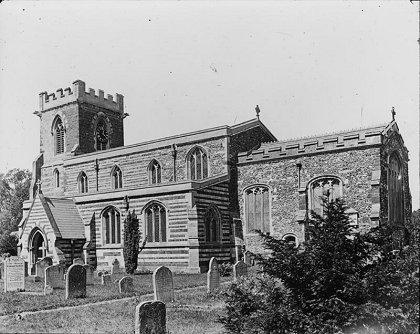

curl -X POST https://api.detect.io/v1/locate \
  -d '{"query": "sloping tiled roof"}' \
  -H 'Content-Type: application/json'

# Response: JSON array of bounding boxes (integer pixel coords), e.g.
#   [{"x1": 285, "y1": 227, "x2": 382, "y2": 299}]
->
[{"x1": 41, "y1": 196, "x2": 85, "y2": 239}]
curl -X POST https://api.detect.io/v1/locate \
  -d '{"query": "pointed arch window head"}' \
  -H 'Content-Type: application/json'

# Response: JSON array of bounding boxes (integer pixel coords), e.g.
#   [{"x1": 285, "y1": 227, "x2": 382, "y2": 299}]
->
[
  {"x1": 144, "y1": 203, "x2": 167, "y2": 243},
  {"x1": 102, "y1": 207, "x2": 121, "y2": 244},
  {"x1": 388, "y1": 153, "x2": 404, "y2": 226},
  {"x1": 244, "y1": 185, "x2": 270, "y2": 234},
  {"x1": 95, "y1": 119, "x2": 109, "y2": 151},
  {"x1": 53, "y1": 169, "x2": 60, "y2": 188},
  {"x1": 54, "y1": 117, "x2": 65, "y2": 155},
  {"x1": 111, "y1": 166, "x2": 123, "y2": 189},
  {"x1": 78, "y1": 171, "x2": 88, "y2": 193},
  {"x1": 204, "y1": 205, "x2": 222, "y2": 243},
  {"x1": 188, "y1": 147, "x2": 208, "y2": 181},
  {"x1": 149, "y1": 160, "x2": 162, "y2": 184},
  {"x1": 309, "y1": 176, "x2": 342, "y2": 216}
]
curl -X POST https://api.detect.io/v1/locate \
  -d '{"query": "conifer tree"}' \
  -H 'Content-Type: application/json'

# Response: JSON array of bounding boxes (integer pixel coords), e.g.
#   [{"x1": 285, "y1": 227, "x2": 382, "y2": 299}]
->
[{"x1": 123, "y1": 210, "x2": 140, "y2": 274}]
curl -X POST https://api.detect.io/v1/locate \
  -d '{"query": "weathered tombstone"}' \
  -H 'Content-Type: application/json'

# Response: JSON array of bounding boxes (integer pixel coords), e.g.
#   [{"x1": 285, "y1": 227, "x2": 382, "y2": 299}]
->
[
  {"x1": 119, "y1": 276, "x2": 134, "y2": 293},
  {"x1": 45, "y1": 264, "x2": 65, "y2": 289},
  {"x1": 44, "y1": 284, "x2": 53, "y2": 295},
  {"x1": 83, "y1": 264, "x2": 94, "y2": 285},
  {"x1": 73, "y1": 258, "x2": 84, "y2": 265},
  {"x1": 101, "y1": 274, "x2": 112, "y2": 285},
  {"x1": 244, "y1": 251, "x2": 252, "y2": 266},
  {"x1": 3, "y1": 257, "x2": 25, "y2": 292},
  {"x1": 153, "y1": 266, "x2": 174, "y2": 303},
  {"x1": 135, "y1": 301, "x2": 166, "y2": 334},
  {"x1": 65, "y1": 264, "x2": 86, "y2": 299},
  {"x1": 207, "y1": 257, "x2": 220, "y2": 293},
  {"x1": 35, "y1": 257, "x2": 53, "y2": 280},
  {"x1": 233, "y1": 260, "x2": 248, "y2": 282},
  {"x1": 111, "y1": 258, "x2": 120, "y2": 275}
]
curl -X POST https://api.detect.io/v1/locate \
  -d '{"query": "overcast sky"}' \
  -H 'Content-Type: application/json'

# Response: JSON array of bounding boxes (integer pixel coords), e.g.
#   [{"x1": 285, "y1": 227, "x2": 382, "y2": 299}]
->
[{"x1": 0, "y1": 1, "x2": 418, "y2": 208}]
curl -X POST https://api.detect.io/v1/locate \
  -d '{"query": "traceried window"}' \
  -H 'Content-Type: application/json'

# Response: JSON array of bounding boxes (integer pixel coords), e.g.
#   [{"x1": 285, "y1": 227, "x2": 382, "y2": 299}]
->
[
  {"x1": 111, "y1": 166, "x2": 123, "y2": 189},
  {"x1": 95, "y1": 119, "x2": 109, "y2": 151},
  {"x1": 388, "y1": 153, "x2": 404, "y2": 225},
  {"x1": 54, "y1": 117, "x2": 65, "y2": 154},
  {"x1": 244, "y1": 186, "x2": 270, "y2": 234},
  {"x1": 310, "y1": 177, "x2": 341, "y2": 216},
  {"x1": 78, "y1": 171, "x2": 88, "y2": 193},
  {"x1": 204, "y1": 205, "x2": 221, "y2": 243},
  {"x1": 148, "y1": 160, "x2": 162, "y2": 184},
  {"x1": 102, "y1": 207, "x2": 121, "y2": 244},
  {"x1": 145, "y1": 203, "x2": 167, "y2": 243},
  {"x1": 53, "y1": 169, "x2": 60, "y2": 188},
  {"x1": 188, "y1": 147, "x2": 208, "y2": 180}
]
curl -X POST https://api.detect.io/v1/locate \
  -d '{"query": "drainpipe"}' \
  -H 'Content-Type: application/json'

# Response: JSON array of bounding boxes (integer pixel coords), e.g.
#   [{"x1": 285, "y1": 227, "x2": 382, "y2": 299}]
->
[{"x1": 171, "y1": 144, "x2": 177, "y2": 182}]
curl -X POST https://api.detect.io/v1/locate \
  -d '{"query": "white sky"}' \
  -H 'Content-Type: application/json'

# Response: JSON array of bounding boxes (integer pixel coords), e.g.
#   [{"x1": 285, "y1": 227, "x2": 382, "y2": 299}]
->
[{"x1": 0, "y1": 1, "x2": 418, "y2": 209}]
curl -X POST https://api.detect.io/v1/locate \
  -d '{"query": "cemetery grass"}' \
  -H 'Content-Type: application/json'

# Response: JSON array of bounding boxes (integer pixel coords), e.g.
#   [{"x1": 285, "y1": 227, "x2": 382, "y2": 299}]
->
[{"x1": 0, "y1": 272, "x2": 231, "y2": 316}]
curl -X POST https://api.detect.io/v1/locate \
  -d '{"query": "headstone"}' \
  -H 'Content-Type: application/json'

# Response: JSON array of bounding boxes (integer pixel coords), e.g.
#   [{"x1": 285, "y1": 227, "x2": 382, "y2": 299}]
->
[
  {"x1": 102, "y1": 274, "x2": 112, "y2": 285},
  {"x1": 35, "y1": 257, "x2": 53, "y2": 280},
  {"x1": 3, "y1": 257, "x2": 25, "y2": 292},
  {"x1": 111, "y1": 258, "x2": 120, "y2": 275},
  {"x1": 244, "y1": 251, "x2": 252, "y2": 265},
  {"x1": 45, "y1": 264, "x2": 65, "y2": 289},
  {"x1": 65, "y1": 264, "x2": 86, "y2": 299},
  {"x1": 233, "y1": 260, "x2": 248, "y2": 282},
  {"x1": 207, "y1": 257, "x2": 220, "y2": 293},
  {"x1": 83, "y1": 264, "x2": 94, "y2": 285},
  {"x1": 44, "y1": 284, "x2": 53, "y2": 295},
  {"x1": 153, "y1": 266, "x2": 174, "y2": 303},
  {"x1": 135, "y1": 301, "x2": 166, "y2": 334},
  {"x1": 119, "y1": 276, "x2": 134, "y2": 293},
  {"x1": 73, "y1": 258, "x2": 84, "y2": 265}
]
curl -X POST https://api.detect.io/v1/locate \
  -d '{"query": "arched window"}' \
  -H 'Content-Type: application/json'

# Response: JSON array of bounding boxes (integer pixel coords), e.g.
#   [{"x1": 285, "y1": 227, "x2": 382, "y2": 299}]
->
[
  {"x1": 78, "y1": 171, "x2": 88, "y2": 193},
  {"x1": 188, "y1": 147, "x2": 208, "y2": 180},
  {"x1": 148, "y1": 160, "x2": 162, "y2": 184},
  {"x1": 204, "y1": 205, "x2": 222, "y2": 243},
  {"x1": 309, "y1": 176, "x2": 342, "y2": 216},
  {"x1": 283, "y1": 234, "x2": 298, "y2": 247},
  {"x1": 102, "y1": 207, "x2": 121, "y2": 244},
  {"x1": 144, "y1": 202, "x2": 167, "y2": 243},
  {"x1": 53, "y1": 169, "x2": 60, "y2": 188},
  {"x1": 54, "y1": 117, "x2": 65, "y2": 154},
  {"x1": 244, "y1": 185, "x2": 270, "y2": 234},
  {"x1": 111, "y1": 166, "x2": 123, "y2": 189},
  {"x1": 95, "y1": 119, "x2": 109, "y2": 151},
  {"x1": 388, "y1": 153, "x2": 404, "y2": 225}
]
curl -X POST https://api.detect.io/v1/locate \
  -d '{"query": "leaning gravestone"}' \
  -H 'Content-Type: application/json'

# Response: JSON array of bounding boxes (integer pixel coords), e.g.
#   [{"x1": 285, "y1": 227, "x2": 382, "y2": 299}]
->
[
  {"x1": 73, "y1": 258, "x2": 84, "y2": 265},
  {"x1": 102, "y1": 274, "x2": 112, "y2": 285},
  {"x1": 153, "y1": 266, "x2": 174, "y2": 303},
  {"x1": 83, "y1": 264, "x2": 94, "y2": 285},
  {"x1": 135, "y1": 301, "x2": 166, "y2": 334},
  {"x1": 45, "y1": 264, "x2": 65, "y2": 289},
  {"x1": 65, "y1": 264, "x2": 86, "y2": 299},
  {"x1": 35, "y1": 257, "x2": 53, "y2": 280},
  {"x1": 119, "y1": 276, "x2": 134, "y2": 293},
  {"x1": 207, "y1": 257, "x2": 220, "y2": 293},
  {"x1": 111, "y1": 259, "x2": 120, "y2": 275},
  {"x1": 233, "y1": 260, "x2": 248, "y2": 282},
  {"x1": 3, "y1": 257, "x2": 25, "y2": 292}
]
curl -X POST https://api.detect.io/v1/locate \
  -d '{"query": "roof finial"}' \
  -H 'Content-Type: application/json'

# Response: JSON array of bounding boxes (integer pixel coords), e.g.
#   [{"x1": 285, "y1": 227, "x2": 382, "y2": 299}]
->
[
  {"x1": 391, "y1": 107, "x2": 396, "y2": 121},
  {"x1": 255, "y1": 105, "x2": 261, "y2": 120}
]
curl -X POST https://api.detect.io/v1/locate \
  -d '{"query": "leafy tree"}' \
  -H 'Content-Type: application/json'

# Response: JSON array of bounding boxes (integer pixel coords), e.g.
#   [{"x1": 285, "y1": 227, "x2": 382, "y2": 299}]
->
[{"x1": 123, "y1": 210, "x2": 147, "y2": 274}]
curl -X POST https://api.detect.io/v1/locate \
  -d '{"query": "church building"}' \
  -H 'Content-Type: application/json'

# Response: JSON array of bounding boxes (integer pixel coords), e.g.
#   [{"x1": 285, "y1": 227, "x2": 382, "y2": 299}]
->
[{"x1": 17, "y1": 80, "x2": 411, "y2": 273}]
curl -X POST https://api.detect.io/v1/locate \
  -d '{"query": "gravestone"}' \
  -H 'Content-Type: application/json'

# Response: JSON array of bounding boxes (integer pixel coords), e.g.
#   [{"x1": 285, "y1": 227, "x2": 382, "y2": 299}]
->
[
  {"x1": 244, "y1": 251, "x2": 252, "y2": 265},
  {"x1": 111, "y1": 259, "x2": 120, "y2": 275},
  {"x1": 233, "y1": 260, "x2": 248, "y2": 282},
  {"x1": 207, "y1": 257, "x2": 220, "y2": 293},
  {"x1": 45, "y1": 264, "x2": 65, "y2": 289},
  {"x1": 35, "y1": 257, "x2": 53, "y2": 280},
  {"x1": 83, "y1": 264, "x2": 94, "y2": 285},
  {"x1": 44, "y1": 284, "x2": 53, "y2": 295},
  {"x1": 135, "y1": 301, "x2": 166, "y2": 334},
  {"x1": 119, "y1": 276, "x2": 134, "y2": 293},
  {"x1": 153, "y1": 266, "x2": 174, "y2": 303},
  {"x1": 3, "y1": 257, "x2": 25, "y2": 292},
  {"x1": 65, "y1": 264, "x2": 86, "y2": 299},
  {"x1": 102, "y1": 274, "x2": 112, "y2": 285},
  {"x1": 73, "y1": 258, "x2": 84, "y2": 265}
]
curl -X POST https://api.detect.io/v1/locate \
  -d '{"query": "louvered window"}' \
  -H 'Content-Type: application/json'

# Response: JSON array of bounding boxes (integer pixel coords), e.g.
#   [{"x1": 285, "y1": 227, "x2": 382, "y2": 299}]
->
[
  {"x1": 145, "y1": 203, "x2": 167, "y2": 242},
  {"x1": 78, "y1": 172, "x2": 88, "y2": 193},
  {"x1": 103, "y1": 207, "x2": 121, "y2": 244},
  {"x1": 54, "y1": 118, "x2": 65, "y2": 155},
  {"x1": 149, "y1": 160, "x2": 162, "y2": 184},
  {"x1": 189, "y1": 147, "x2": 208, "y2": 180},
  {"x1": 310, "y1": 177, "x2": 341, "y2": 216},
  {"x1": 112, "y1": 166, "x2": 123, "y2": 189},
  {"x1": 244, "y1": 186, "x2": 270, "y2": 233}
]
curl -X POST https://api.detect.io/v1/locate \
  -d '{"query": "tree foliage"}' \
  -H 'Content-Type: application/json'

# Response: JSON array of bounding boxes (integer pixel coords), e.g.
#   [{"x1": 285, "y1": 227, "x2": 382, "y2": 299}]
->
[
  {"x1": 220, "y1": 199, "x2": 419, "y2": 334},
  {"x1": 123, "y1": 210, "x2": 144, "y2": 274}
]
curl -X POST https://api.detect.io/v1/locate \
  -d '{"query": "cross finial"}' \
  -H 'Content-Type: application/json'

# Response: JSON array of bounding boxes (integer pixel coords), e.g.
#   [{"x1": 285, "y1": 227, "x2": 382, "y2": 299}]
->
[
  {"x1": 391, "y1": 107, "x2": 396, "y2": 121},
  {"x1": 36, "y1": 179, "x2": 42, "y2": 194},
  {"x1": 255, "y1": 105, "x2": 261, "y2": 120}
]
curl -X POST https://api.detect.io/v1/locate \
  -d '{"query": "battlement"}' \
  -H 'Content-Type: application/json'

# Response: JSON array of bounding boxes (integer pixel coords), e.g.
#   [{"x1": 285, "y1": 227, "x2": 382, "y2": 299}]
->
[{"x1": 38, "y1": 80, "x2": 124, "y2": 113}]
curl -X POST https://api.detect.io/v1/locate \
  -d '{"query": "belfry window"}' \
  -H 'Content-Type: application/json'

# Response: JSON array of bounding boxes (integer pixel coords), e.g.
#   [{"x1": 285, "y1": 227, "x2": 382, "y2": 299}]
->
[
  {"x1": 111, "y1": 166, "x2": 123, "y2": 189},
  {"x1": 54, "y1": 118, "x2": 65, "y2": 155},
  {"x1": 148, "y1": 160, "x2": 162, "y2": 184},
  {"x1": 188, "y1": 147, "x2": 208, "y2": 180},
  {"x1": 204, "y1": 205, "x2": 221, "y2": 243},
  {"x1": 388, "y1": 153, "x2": 404, "y2": 225},
  {"x1": 78, "y1": 172, "x2": 88, "y2": 193},
  {"x1": 310, "y1": 177, "x2": 342, "y2": 216},
  {"x1": 244, "y1": 186, "x2": 270, "y2": 234},
  {"x1": 145, "y1": 203, "x2": 167, "y2": 243},
  {"x1": 102, "y1": 207, "x2": 121, "y2": 244},
  {"x1": 95, "y1": 119, "x2": 109, "y2": 151}
]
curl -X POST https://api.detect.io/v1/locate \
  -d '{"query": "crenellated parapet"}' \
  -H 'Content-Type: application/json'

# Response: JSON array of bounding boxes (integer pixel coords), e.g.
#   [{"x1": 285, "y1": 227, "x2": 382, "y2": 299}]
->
[
  {"x1": 38, "y1": 80, "x2": 124, "y2": 113},
  {"x1": 238, "y1": 123, "x2": 391, "y2": 164}
]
